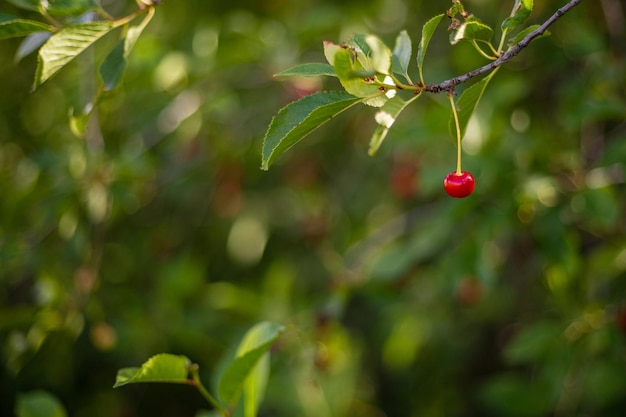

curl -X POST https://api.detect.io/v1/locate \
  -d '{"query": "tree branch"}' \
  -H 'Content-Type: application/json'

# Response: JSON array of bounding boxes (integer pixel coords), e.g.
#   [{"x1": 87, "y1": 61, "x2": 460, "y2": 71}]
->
[{"x1": 424, "y1": 0, "x2": 584, "y2": 93}]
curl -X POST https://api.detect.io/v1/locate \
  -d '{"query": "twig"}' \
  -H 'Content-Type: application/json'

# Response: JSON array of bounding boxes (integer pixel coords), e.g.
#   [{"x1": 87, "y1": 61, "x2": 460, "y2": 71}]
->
[{"x1": 424, "y1": 0, "x2": 584, "y2": 93}]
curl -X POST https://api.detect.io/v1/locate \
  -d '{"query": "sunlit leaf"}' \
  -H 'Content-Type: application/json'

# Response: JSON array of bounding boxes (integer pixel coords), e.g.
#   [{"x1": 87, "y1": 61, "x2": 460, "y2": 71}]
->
[
  {"x1": 218, "y1": 322, "x2": 285, "y2": 410},
  {"x1": 450, "y1": 21, "x2": 494, "y2": 45},
  {"x1": 113, "y1": 353, "x2": 191, "y2": 387},
  {"x1": 333, "y1": 47, "x2": 386, "y2": 107},
  {"x1": 33, "y1": 22, "x2": 114, "y2": 90},
  {"x1": 323, "y1": 40, "x2": 342, "y2": 66},
  {"x1": 392, "y1": 30, "x2": 412, "y2": 82},
  {"x1": 365, "y1": 34, "x2": 392, "y2": 75},
  {"x1": 0, "y1": 17, "x2": 53, "y2": 40},
  {"x1": 417, "y1": 14, "x2": 444, "y2": 82},
  {"x1": 502, "y1": 0, "x2": 533, "y2": 31},
  {"x1": 274, "y1": 63, "x2": 336, "y2": 78},
  {"x1": 261, "y1": 91, "x2": 363, "y2": 170}
]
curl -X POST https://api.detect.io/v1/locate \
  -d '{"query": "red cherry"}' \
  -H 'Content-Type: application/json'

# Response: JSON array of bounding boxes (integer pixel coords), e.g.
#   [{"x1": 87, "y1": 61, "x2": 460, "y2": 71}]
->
[{"x1": 444, "y1": 171, "x2": 475, "y2": 198}]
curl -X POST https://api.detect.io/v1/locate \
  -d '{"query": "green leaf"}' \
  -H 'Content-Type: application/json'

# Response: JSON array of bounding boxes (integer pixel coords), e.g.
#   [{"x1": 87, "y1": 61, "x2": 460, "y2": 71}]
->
[
  {"x1": 448, "y1": 75, "x2": 492, "y2": 140},
  {"x1": 99, "y1": 8, "x2": 155, "y2": 91},
  {"x1": 369, "y1": 96, "x2": 413, "y2": 156},
  {"x1": 44, "y1": 0, "x2": 98, "y2": 16},
  {"x1": 261, "y1": 91, "x2": 362, "y2": 170},
  {"x1": 323, "y1": 40, "x2": 342, "y2": 66},
  {"x1": 502, "y1": 0, "x2": 533, "y2": 31},
  {"x1": 392, "y1": 30, "x2": 412, "y2": 81},
  {"x1": 365, "y1": 34, "x2": 392, "y2": 75},
  {"x1": 5, "y1": 0, "x2": 38, "y2": 11},
  {"x1": 333, "y1": 47, "x2": 386, "y2": 107},
  {"x1": 507, "y1": 24, "x2": 548, "y2": 48},
  {"x1": 113, "y1": 353, "x2": 191, "y2": 388},
  {"x1": 16, "y1": 390, "x2": 67, "y2": 417},
  {"x1": 100, "y1": 40, "x2": 126, "y2": 91},
  {"x1": 0, "y1": 18, "x2": 53, "y2": 40},
  {"x1": 218, "y1": 322, "x2": 285, "y2": 409},
  {"x1": 33, "y1": 22, "x2": 114, "y2": 90},
  {"x1": 450, "y1": 21, "x2": 494, "y2": 45},
  {"x1": 15, "y1": 32, "x2": 52, "y2": 61},
  {"x1": 417, "y1": 14, "x2": 444, "y2": 82},
  {"x1": 274, "y1": 63, "x2": 336, "y2": 78}
]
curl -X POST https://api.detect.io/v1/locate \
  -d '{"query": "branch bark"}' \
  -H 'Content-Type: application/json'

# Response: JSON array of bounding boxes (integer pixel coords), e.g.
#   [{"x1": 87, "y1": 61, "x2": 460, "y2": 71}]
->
[{"x1": 424, "y1": 0, "x2": 584, "y2": 93}]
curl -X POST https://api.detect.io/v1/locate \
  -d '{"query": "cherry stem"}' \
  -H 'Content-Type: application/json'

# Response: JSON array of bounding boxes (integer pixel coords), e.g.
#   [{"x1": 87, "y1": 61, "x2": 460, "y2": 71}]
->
[{"x1": 448, "y1": 93, "x2": 462, "y2": 175}]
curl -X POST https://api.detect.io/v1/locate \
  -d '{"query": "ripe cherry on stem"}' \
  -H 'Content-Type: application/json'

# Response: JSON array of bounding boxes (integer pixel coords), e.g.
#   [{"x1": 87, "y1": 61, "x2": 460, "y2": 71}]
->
[{"x1": 444, "y1": 93, "x2": 475, "y2": 198}]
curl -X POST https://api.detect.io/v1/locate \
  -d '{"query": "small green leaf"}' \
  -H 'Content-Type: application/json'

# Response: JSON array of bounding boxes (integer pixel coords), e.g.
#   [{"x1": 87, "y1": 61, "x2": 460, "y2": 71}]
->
[
  {"x1": 99, "y1": 8, "x2": 154, "y2": 91},
  {"x1": 323, "y1": 41, "x2": 342, "y2": 66},
  {"x1": 113, "y1": 353, "x2": 191, "y2": 388},
  {"x1": 333, "y1": 47, "x2": 386, "y2": 107},
  {"x1": 218, "y1": 322, "x2": 285, "y2": 409},
  {"x1": 100, "y1": 40, "x2": 126, "y2": 91},
  {"x1": 365, "y1": 34, "x2": 392, "y2": 75},
  {"x1": 16, "y1": 390, "x2": 67, "y2": 417},
  {"x1": 274, "y1": 63, "x2": 336, "y2": 78},
  {"x1": 448, "y1": 75, "x2": 492, "y2": 140},
  {"x1": 450, "y1": 21, "x2": 494, "y2": 45},
  {"x1": 0, "y1": 18, "x2": 53, "y2": 40},
  {"x1": 507, "y1": 24, "x2": 548, "y2": 48},
  {"x1": 369, "y1": 96, "x2": 413, "y2": 155},
  {"x1": 502, "y1": 0, "x2": 533, "y2": 31},
  {"x1": 417, "y1": 14, "x2": 444, "y2": 82},
  {"x1": 392, "y1": 30, "x2": 412, "y2": 82},
  {"x1": 261, "y1": 91, "x2": 363, "y2": 170},
  {"x1": 347, "y1": 33, "x2": 371, "y2": 57},
  {"x1": 34, "y1": 22, "x2": 114, "y2": 90}
]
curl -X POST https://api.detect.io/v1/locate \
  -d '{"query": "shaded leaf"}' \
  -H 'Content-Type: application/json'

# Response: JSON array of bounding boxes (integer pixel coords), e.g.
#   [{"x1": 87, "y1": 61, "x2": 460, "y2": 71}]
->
[
  {"x1": 33, "y1": 22, "x2": 114, "y2": 90},
  {"x1": 44, "y1": 0, "x2": 98, "y2": 16},
  {"x1": 261, "y1": 91, "x2": 362, "y2": 170},
  {"x1": 417, "y1": 14, "x2": 444, "y2": 81},
  {"x1": 502, "y1": 0, "x2": 533, "y2": 31},
  {"x1": 369, "y1": 95, "x2": 414, "y2": 155},
  {"x1": 507, "y1": 24, "x2": 549, "y2": 48},
  {"x1": 274, "y1": 63, "x2": 336, "y2": 78},
  {"x1": 16, "y1": 391, "x2": 67, "y2": 417},
  {"x1": 0, "y1": 18, "x2": 53, "y2": 40},
  {"x1": 15, "y1": 32, "x2": 52, "y2": 61},
  {"x1": 113, "y1": 353, "x2": 191, "y2": 388},
  {"x1": 218, "y1": 322, "x2": 285, "y2": 409},
  {"x1": 392, "y1": 30, "x2": 412, "y2": 81},
  {"x1": 448, "y1": 75, "x2": 492, "y2": 140},
  {"x1": 5, "y1": 0, "x2": 38, "y2": 11},
  {"x1": 100, "y1": 40, "x2": 126, "y2": 91},
  {"x1": 99, "y1": 8, "x2": 155, "y2": 91}
]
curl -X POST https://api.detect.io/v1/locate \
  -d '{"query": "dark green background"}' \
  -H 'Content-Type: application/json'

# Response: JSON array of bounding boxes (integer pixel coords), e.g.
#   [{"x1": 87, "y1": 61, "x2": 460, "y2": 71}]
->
[{"x1": 1, "y1": 0, "x2": 625, "y2": 416}]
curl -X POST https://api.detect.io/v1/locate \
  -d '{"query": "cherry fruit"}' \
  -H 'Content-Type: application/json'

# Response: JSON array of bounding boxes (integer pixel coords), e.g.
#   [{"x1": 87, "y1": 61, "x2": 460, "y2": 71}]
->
[{"x1": 444, "y1": 171, "x2": 475, "y2": 198}]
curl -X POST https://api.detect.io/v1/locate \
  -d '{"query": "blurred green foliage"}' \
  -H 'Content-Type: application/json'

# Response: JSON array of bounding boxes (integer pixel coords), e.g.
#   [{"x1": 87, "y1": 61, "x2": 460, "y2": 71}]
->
[{"x1": 1, "y1": 0, "x2": 626, "y2": 416}]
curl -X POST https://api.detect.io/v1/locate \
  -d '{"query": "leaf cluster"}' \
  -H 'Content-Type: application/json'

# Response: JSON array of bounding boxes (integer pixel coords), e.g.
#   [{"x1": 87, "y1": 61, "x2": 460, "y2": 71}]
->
[{"x1": 262, "y1": 0, "x2": 537, "y2": 170}]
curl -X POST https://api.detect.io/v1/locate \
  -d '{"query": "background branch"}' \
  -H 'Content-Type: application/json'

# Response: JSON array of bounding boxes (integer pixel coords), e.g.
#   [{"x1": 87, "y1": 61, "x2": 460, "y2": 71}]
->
[{"x1": 425, "y1": 0, "x2": 584, "y2": 93}]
